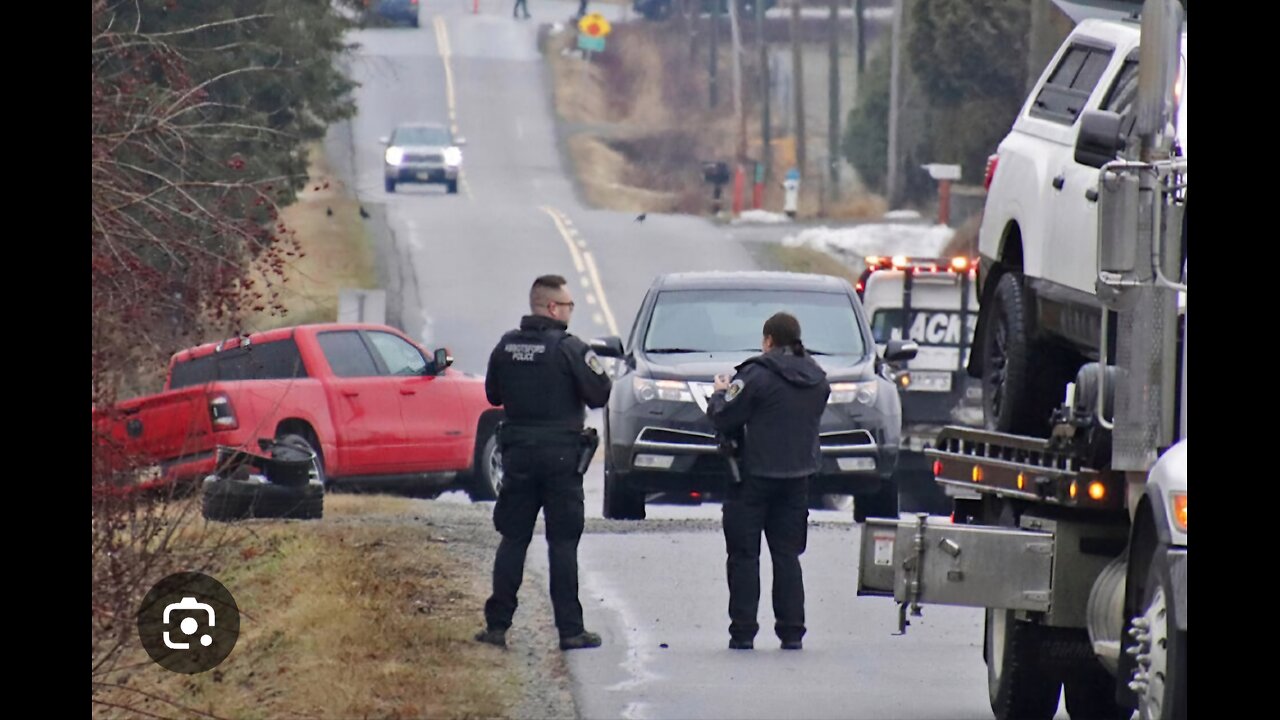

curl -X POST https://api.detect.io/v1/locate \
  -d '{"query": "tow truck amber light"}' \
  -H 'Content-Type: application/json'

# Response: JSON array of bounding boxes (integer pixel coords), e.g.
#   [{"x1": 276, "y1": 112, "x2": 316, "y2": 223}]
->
[
  {"x1": 932, "y1": 460, "x2": 943, "y2": 477},
  {"x1": 1088, "y1": 481, "x2": 1106, "y2": 501},
  {"x1": 971, "y1": 465, "x2": 983, "y2": 483},
  {"x1": 1069, "y1": 481, "x2": 1079, "y2": 499},
  {"x1": 1017, "y1": 472, "x2": 1025, "y2": 490},
  {"x1": 950, "y1": 257, "x2": 969, "y2": 271},
  {"x1": 1173, "y1": 492, "x2": 1187, "y2": 531}
]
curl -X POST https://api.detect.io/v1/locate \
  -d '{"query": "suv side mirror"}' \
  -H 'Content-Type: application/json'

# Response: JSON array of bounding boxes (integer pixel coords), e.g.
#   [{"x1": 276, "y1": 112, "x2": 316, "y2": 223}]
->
[
  {"x1": 433, "y1": 348, "x2": 453, "y2": 374},
  {"x1": 1074, "y1": 110, "x2": 1125, "y2": 169},
  {"x1": 884, "y1": 339, "x2": 918, "y2": 362},
  {"x1": 588, "y1": 336, "x2": 625, "y2": 358}
]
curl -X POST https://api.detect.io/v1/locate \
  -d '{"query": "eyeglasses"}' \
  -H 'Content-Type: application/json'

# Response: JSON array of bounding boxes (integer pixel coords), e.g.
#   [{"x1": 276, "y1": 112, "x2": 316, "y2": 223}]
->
[{"x1": 550, "y1": 301, "x2": 576, "y2": 309}]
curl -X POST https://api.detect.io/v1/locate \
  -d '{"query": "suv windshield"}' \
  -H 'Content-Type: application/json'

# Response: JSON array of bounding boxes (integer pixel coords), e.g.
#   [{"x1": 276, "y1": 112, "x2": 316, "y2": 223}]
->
[
  {"x1": 393, "y1": 126, "x2": 451, "y2": 146},
  {"x1": 643, "y1": 289, "x2": 867, "y2": 357}
]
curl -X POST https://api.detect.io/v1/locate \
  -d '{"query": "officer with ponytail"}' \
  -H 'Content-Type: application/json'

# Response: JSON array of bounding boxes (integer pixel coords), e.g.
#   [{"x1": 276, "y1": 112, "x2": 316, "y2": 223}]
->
[{"x1": 705, "y1": 311, "x2": 830, "y2": 651}]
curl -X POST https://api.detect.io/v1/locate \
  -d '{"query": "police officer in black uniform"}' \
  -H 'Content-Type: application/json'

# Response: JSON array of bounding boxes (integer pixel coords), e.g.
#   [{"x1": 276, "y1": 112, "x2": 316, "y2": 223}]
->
[
  {"x1": 706, "y1": 312, "x2": 830, "y2": 650},
  {"x1": 475, "y1": 274, "x2": 612, "y2": 651}
]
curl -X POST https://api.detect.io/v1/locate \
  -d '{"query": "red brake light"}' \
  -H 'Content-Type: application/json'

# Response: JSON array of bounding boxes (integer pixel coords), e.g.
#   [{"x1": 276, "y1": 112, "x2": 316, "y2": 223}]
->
[
  {"x1": 932, "y1": 460, "x2": 943, "y2": 477},
  {"x1": 984, "y1": 154, "x2": 999, "y2": 191}
]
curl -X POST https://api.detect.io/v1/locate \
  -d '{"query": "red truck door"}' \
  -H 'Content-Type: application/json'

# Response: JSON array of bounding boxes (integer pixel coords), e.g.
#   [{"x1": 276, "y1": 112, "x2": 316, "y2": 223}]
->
[
  {"x1": 313, "y1": 329, "x2": 409, "y2": 475},
  {"x1": 363, "y1": 330, "x2": 468, "y2": 472}
]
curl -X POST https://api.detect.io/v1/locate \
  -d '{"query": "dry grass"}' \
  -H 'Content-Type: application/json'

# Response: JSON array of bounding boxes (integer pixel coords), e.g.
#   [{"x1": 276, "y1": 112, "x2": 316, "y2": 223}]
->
[
  {"x1": 825, "y1": 193, "x2": 889, "y2": 221},
  {"x1": 942, "y1": 212, "x2": 982, "y2": 259},
  {"x1": 548, "y1": 20, "x2": 884, "y2": 221},
  {"x1": 549, "y1": 24, "x2": 748, "y2": 215},
  {"x1": 759, "y1": 244, "x2": 860, "y2": 287},
  {"x1": 94, "y1": 496, "x2": 515, "y2": 720}
]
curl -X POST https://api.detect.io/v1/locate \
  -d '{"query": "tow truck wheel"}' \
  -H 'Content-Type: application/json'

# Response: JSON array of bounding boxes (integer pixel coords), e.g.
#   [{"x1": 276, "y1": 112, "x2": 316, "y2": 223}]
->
[
  {"x1": 819, "y1": 494, "x2": 853, "y2": 512},
  {"x1": 1129, "y1": 548, "x2": 1187, "y2": 720},
  {"x1": 981, "y1": 272, "x2": 1073, "y2": 437},
  {"x1": 1064, "y1": 657, "x2": 1130, "y2": 720},
  {"x1": 853, "y1": 479, "x2": 897, "y2": 523},
  {"x1": 985, "y1": 609, "x2": 1062, "y2": 720},
  {"x1": 603, "y1": 461, "x2": 645, "y2": 520}
]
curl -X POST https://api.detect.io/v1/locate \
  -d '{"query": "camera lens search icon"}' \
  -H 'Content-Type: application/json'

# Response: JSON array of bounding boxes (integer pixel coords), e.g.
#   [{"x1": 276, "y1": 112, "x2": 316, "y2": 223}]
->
[
  {"x1": 138, "y1": 572, "x2": 240, "y2": 674},
  {"x1": 163, "y1": 597, "x2": 216, "y2": 650}
]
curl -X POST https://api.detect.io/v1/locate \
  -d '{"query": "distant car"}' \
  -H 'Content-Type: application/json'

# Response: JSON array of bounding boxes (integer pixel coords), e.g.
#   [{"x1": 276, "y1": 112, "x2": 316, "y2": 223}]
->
[
  {"x1": 598, "y1": 271, "x2": 918, "y2": 522},
  {"x1": 380, "y1": 122, "x2": 466, "y2": 194},
  {"x1": 363, "y1": 0, "x2": 421, "y2": 28}
]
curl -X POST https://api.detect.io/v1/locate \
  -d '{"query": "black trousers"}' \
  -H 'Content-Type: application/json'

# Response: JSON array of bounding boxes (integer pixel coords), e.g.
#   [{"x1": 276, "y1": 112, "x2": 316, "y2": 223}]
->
[
  {"x1": 513, "y1": 0, "x2": 529, "y2": 17},
  {"x1": 483, "y1": 442, "x2": 586, "y2": 639},
  {"x1": 722, "y1": 474, "x2": 810, "y2": 642}
]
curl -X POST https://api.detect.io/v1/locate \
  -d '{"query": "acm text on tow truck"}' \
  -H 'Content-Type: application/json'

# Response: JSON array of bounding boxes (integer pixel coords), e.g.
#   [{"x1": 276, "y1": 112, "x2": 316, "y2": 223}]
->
[{"x1": 855, "y1": 2, "x2": 1187, "y2": 719}]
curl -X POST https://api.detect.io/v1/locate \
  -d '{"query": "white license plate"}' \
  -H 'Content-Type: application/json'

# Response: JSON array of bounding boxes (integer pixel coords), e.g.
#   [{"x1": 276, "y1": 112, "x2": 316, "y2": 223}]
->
[
  {"x1": 908, "y1": 370, "x2": 952, "y2": 393},
  {"x1": 837, "y1": 456, "x2": 876, "y2": 472},
  {"x1": 416, "y1": 172, "x2": 431, "y2": 180}
]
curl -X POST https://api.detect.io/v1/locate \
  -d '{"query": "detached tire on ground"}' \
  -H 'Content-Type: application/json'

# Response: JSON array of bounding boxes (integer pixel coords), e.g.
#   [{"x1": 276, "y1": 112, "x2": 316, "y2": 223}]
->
[
  {"x1": 202, "y1": 434, "x2": 325, "y2": 521},
  {"x1": 202, "y1": 481, "x2": 324, "y2": 521}
]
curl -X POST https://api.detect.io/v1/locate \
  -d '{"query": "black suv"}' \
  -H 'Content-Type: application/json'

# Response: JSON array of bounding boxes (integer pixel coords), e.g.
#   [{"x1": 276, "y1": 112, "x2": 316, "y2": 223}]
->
[{"x1": 594, "y1": 271, "x2": 917, "y2": 521}]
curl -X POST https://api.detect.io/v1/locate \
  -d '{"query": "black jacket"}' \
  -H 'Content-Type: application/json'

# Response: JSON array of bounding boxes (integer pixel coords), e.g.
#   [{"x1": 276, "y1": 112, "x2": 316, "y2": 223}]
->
[
  {"x1": 485, "y1": 315, "x2": 612, "y2": 432},
  {"x1": 706, "y1": 347, "x2": 830, "y2": 479}
]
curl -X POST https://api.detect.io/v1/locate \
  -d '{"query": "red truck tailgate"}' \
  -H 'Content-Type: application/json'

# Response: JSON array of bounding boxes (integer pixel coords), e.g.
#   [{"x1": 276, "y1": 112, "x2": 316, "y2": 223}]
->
[{"x1": 93, "y1": 386, "x2": 217, "y2": 475}]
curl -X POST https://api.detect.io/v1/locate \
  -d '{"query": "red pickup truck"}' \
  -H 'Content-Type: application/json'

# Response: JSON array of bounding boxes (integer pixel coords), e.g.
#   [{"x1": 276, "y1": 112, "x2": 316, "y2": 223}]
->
[{"x1": 93, "y1": 323, "x2": 505, "y2": 504}]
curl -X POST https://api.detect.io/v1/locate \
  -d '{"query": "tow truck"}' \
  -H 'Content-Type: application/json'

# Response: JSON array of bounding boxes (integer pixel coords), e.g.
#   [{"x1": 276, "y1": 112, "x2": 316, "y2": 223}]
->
[
  {"x1": 858, "y1": 255, "x2": 983, "y2": 515},
  {"x1": 855, "y1": 2, "x2": 1187, "y2": 718}
]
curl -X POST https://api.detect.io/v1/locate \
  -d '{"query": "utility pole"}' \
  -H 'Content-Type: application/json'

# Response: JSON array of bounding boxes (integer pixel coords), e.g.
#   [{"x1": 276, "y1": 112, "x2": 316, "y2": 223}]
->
[
  {"x1": 828, "y1": 0, "x2": 840, "y2": 196},
  {"x1": 710, "y1": 0, "x2": 721, "y2": 107},
  {"x1": 887, "y1": 0, "x2": 903, "y2": 207},
  {"x1": 758, "y1": 0, "x2": 771, "y2": 181},
  {"x1": 730, "y1": 0, "x2": 747, "y2": 160},
  {"x1": 854, "y1": 0, "x2": 865, "y2": 78},
  {"x1": 791, "y1": 0, "x2": 806, "y2": 177}
]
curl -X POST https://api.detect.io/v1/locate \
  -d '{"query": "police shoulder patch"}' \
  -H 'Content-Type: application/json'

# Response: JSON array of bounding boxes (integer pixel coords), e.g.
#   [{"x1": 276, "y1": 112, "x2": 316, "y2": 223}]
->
[
  {"x1": 585, "y1": 350, "x2": 605, "y2": 375},
  {"x1": 725, "y1": 379, "x2": 745, "y2": 402}
]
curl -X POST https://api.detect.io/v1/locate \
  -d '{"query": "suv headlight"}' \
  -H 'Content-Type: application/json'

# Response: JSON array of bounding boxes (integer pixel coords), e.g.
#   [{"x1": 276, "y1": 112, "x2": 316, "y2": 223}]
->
[
  {"x1": 443, "y1": 146, "x2": 463, "y2": 166},
  {"x1": 385, "y1": 147, "x2": 405, "y2": 166},
  {"x1": 633, "y1": 377, "x2": 694, "y2": 403},
  {"x1": 829, "y1": 381, "x2": 878, "y2": 405}
]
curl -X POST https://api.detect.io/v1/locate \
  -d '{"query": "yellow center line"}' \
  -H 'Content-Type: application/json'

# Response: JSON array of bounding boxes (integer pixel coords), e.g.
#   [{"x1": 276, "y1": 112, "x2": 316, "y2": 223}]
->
[
  {"x1": 580, "y1": 249, "x2": 620, "y2": 337},
  {"x1": 433, "y1": 16, "x2": 459, "y2": 137},
  {"x1": 540, "y1": 207, "x2": 620, "y2": 337},
  {"x1": 541, "y1": 206, "x2": 585, "y2": 274}
]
